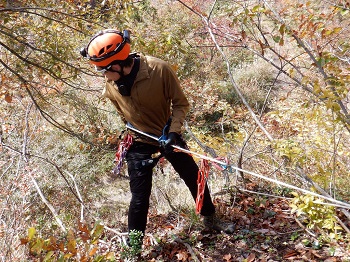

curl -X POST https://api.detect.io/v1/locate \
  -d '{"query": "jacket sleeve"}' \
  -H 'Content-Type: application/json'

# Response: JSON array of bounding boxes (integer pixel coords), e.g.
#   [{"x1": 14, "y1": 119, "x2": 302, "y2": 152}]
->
[{"x1": 164, "y1": 65, "x2": 190, "y2": 134}]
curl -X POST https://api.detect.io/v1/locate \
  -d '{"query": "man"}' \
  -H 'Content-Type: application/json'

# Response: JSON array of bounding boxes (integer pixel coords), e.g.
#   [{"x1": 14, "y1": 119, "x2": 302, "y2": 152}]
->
[{"x1": 80, "y1": 29, "x2": 234, "y2": 240}]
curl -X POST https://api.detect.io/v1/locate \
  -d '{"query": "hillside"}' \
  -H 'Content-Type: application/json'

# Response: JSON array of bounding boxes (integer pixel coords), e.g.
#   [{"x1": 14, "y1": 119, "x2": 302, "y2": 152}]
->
[{"x1": 1, "y1": 0, "x2": 350, "y2": 261}]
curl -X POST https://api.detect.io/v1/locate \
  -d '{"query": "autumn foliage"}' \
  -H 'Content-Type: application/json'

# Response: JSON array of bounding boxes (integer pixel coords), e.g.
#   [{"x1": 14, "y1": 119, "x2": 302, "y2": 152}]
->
[{"x1": 1, "y1": 0, "x2": 350, "y2": 261}]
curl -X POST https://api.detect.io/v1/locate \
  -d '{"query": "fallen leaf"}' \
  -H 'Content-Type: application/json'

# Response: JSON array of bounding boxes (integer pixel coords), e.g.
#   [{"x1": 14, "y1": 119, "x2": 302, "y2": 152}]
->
[
  {"x1": 223, "y1": 253, "x2": 232, "y2": 261},
  {"x1": 176, "y1": 251, "x2": 188, "y2": 261},
  {"x1": 324, "y1": 258, "x2": 337, "y2": 262},
  {"x1": 5, "y1": 94, "x2": 12, "y2": 103},
  {"x1": 256, "y1": 228, "x2": 270, "y2": 234},
  {"x1": 246, "y1": 253, "x2": 256, "y2": 262},
  {"x1": 311, "y1": 249, "x2": 323, "y2": 258},
  {"x1": 89, "y1": 247, "x2": 98, "y2": 256},
  {"x1": 283, "y1": 250, "x2": 298, "y2": 259}
]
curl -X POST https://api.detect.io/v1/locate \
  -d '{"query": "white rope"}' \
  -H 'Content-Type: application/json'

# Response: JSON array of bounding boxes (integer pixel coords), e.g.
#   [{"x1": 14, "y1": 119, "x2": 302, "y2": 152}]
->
[{"x1": 126, "y1": 124, "x2": 350, "y2": 209}]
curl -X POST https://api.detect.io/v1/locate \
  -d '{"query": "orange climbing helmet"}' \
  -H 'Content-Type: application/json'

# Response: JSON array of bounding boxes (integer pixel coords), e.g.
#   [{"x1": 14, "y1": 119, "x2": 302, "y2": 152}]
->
[{"x1": 80, "y1": 29, "x2": 131, "y2": 67}]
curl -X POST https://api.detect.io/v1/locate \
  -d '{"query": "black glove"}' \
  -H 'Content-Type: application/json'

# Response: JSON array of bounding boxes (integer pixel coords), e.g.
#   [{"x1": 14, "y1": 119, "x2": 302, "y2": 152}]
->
[{"x1": 160, "y1": 132, "x2": 179, "y2": 154}]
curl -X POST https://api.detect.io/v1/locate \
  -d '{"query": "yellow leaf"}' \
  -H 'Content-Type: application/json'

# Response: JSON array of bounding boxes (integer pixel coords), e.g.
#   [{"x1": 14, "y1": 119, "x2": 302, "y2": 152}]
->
[
  {"x1": 89, "y1": 247, "x2": 98, "y2": 256},
  {"x1": 28, "y1": 227, "x2": 36, "y2": 241},
  {"x1": 333, "y1": 27, "x2": 342, "y2": 34},
  {"x1": 290, "y1": 204, "x2": 298, "y2": 213},
  {"x1": 279, "y1": 37, "x2": 284, "y2": 46},
  {"x1": 290, "y1": 191, "x2": 299, "y2": 197},
  {"x1": 67, "y1": 239, "x2": 77, "y2": 255},
  {"x1": 105, "y1": 252, "x2": 115, "y2": 259}
]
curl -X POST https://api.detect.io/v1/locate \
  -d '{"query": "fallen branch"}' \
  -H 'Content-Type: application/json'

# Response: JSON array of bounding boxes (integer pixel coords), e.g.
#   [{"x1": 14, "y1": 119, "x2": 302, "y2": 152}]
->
[
  {"x1": 174, "y1": 237, "x2": 200, "y2": 262},
  {"x1": 157, "y1": 187, "x2": 178, "y2": 212},
  {"x1": 66, "y1": 172, "x2": 84, "y2": 222},
  {"x1": 184, "y1": 121, "x2": 217, "y2": 158},
  {"x1": 335, "y1": 216, "x2": 350, "y2": 235},
  {"x1": 294, "y1": 217, "x2": 316, "y2": 237},
  {"x1": 29, "y1": 173, "x2": 66, "y2": 233}
]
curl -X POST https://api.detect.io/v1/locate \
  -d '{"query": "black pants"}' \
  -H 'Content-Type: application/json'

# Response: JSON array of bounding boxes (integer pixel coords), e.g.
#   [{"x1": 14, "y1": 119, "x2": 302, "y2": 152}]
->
[{"x1": 125, "y1": 142, "x2": 216, "y2": 234}]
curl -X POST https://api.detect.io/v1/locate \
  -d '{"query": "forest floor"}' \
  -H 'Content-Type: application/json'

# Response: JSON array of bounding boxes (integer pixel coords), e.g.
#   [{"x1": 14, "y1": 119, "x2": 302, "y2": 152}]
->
[{"x1": 99, "y1": 179, "x2": 350, "y2": 262}]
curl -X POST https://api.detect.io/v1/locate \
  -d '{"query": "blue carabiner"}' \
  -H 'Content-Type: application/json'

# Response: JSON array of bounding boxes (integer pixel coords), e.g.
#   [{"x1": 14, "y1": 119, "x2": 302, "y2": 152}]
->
[
  {"x1": 158, "y1": 123, "x2": 169, "y2": 143},
  {"x1": 158, "y1": 118, "x2": 172, "y2": 143}
]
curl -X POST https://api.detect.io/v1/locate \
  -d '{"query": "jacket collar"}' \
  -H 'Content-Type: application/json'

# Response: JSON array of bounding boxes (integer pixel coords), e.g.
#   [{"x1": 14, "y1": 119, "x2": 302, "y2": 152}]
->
[{"x1": 134, "y1": 54, "x2": 150, "y2": 83}]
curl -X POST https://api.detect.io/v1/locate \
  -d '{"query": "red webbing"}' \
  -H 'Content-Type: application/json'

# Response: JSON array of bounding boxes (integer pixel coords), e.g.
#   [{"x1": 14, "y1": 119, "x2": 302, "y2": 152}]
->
[
  {"x1": 113, "y1": 133, "x2": 133, "y2": 175},
  {"x1": 195, "y1": 158, "x2": 210, "y2": 214}
]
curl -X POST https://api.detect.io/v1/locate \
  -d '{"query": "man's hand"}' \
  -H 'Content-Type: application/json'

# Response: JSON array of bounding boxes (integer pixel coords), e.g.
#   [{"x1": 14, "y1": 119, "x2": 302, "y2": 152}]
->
[{"x1": 160, "y1": 132, "x2": 179, "y2": 154}]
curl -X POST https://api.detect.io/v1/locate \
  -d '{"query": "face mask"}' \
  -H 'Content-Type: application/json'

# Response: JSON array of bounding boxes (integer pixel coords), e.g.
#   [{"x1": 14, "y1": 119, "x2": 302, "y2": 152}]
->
[
  {"x1": 115, "y1": 57, "x2": 140, "y2": 96},
  {"x1": 118, "y1": 83, "x2": 132, "y2": 96}
]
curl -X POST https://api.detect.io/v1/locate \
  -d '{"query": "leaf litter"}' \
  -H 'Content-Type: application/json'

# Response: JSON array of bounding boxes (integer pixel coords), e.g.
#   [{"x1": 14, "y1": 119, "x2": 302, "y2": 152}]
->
[{"x1": 103, "y1": 189, "x2": 350, "y2": 261}]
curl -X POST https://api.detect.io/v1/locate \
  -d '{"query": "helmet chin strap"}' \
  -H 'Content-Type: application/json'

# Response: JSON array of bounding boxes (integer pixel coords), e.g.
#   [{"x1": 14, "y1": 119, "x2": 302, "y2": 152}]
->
[{"x1": 117, "y1": 65, "x2": 125, "y2": 77}]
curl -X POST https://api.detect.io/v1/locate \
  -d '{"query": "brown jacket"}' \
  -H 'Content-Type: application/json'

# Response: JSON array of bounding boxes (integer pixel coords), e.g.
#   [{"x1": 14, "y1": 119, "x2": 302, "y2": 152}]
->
[{"x1": 102, "y1": 54, "x2": 189, "y2": 144}]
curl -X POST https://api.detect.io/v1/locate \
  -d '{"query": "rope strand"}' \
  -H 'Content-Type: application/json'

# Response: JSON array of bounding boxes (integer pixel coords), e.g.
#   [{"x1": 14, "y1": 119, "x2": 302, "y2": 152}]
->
[{"x1": 125, "y1": 124, "x2": 350, "y2": 210}]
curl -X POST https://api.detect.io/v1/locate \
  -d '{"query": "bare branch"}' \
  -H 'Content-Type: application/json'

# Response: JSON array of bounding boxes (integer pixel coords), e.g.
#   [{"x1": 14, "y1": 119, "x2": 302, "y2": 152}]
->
[
  {"x1": 0, "y1": 25, "x2": 93, "y2": 76},
  {"x1": 262, "y1": 0, "x2": 350, "y2": 125},
  {"x1": 67, "y1": 172, "x2": 85, "y2": 222},
  {"x1": 0, "y1": 40, "x2": 84, "y2": 90},
  {"x1": 0, "y1": 58, "x2": 98, "y2": 144},
  {"x1": 177, "y1": 0, "x2": 274, "y2": 141},
  {"x1": 0, "y1": 6, "x2": 103, "y2": 29},
  {"x1": 29, "y1": 173, "x2": 67, "y2": 233},
  {"x1": 205, "y1": 18, "x2": 274, "y2": 141}
]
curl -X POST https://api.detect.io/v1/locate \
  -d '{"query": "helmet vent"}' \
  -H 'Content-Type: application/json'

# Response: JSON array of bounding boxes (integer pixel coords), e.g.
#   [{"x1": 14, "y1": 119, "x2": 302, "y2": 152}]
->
[
  {"x1": 99, "y1": 44, "x2": 112, "y2": 56},
  {"x1": 98, "y1": 49, "x2": 104, "y2": 56}
]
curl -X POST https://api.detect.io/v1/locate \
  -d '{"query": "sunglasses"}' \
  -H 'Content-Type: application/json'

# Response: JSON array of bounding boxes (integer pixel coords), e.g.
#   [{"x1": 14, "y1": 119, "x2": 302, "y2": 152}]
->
[{"x1": 95, "y1": 64, "x2": 113, "y2": 73}]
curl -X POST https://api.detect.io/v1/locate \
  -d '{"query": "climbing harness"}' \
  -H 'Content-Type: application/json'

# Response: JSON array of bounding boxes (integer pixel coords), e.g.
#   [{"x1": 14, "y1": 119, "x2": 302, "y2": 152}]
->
[
  {"x1": 116, "y1": 122, "x2": 170, "y2": 172},
  {"x1": 196, "y1": 159, "x2": 210, "y2": 214},
  {"x1": 113, "y1": 133, "x2": 133, "y2": 175}
]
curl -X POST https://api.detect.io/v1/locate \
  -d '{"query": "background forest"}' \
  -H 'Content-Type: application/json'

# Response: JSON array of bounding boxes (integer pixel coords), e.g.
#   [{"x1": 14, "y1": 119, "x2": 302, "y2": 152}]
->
[{"x1": 1, "y1": 0, "x2": 350, "y2": 261}]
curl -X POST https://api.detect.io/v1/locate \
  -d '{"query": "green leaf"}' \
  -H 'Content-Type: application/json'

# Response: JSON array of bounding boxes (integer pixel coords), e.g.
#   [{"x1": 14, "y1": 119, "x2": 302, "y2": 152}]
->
[
  {"x1": 252, "y1": 5, "x2": 265, "y2": 13},
  {"x1": 272, "y1": 35, "x2": 281, "y2": 43},
  {"x1": 44, "y1": 251, "x2": 55, "y2": 262},
  {"x1": 340, "y1": 9, "x2": 349, "y2": 16},
  {"x1": 31, "y1": 238, "x2": 44, "y2": 255},
  {"x1": 91, "y1": 224, "x2": 104, "y2": 243}
]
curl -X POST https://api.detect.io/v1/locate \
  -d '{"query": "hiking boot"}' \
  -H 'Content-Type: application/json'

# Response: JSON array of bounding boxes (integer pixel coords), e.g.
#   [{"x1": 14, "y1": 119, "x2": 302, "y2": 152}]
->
[{"x1": 203, "y1": 214, "x2": 235, "y2": 234}]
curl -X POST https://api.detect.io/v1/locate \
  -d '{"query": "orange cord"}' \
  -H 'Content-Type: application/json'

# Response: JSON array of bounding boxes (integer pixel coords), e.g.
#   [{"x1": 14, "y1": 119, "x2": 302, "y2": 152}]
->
[{"x1": 195, "y1": 158, "x2": 210, "y2": 214}]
